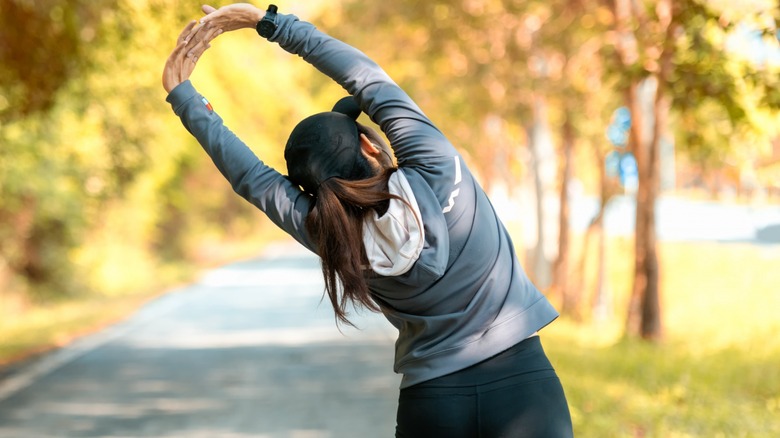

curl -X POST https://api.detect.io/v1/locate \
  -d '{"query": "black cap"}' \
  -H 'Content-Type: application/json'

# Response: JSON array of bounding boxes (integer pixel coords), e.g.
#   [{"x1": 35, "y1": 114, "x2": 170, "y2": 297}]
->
[{"x1": 284, "y1": 97, "x2": 364, "y2": 195}]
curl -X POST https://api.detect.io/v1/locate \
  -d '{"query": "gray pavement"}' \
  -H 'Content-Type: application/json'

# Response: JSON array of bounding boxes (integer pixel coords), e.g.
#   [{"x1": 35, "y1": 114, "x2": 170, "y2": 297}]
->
[{"x1": 0, "y1": 244, "x2": 400, "y2": 438}]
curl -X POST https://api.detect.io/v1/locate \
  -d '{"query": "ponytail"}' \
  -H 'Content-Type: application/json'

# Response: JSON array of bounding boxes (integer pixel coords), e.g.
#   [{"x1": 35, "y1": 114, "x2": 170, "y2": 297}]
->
[{"x1": 306, "y1": 168, "x2": 404, "y2": 326}]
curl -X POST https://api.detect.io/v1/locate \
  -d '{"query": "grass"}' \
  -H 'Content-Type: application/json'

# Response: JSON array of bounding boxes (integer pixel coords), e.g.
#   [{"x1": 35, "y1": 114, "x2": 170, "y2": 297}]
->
[
  {"x1": 1, "y1": 238, "x2": 778, "y2": 437},
  {"x1": 545, "y1": 320, "x2": 780, "y2": 437},
  {"x1": 541, "y1": 239, "x2": 780, "y2": 437}
]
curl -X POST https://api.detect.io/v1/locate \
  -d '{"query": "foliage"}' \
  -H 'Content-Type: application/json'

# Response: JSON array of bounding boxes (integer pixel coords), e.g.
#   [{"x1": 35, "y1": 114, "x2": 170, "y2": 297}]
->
[
  {"x1": 670, "y1": 1, "x2": 780, "y2": 168},
  {"x1": 0, "y1": 0, "x2": 323, "y2": 305},
  {"x1": 0, "y1": 0, "x2": 778, "y2": 334},
  {"x1": 0, "y1": 0, "x2": 116, "y2": 122},
  {"x1": 332, "y1": 0, "x2": 620, "y2": 188}
]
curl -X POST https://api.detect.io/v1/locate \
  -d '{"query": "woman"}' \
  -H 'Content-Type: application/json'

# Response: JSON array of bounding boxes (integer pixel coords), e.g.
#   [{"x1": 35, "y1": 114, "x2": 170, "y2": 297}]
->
[{"x1": 163, "y1": 4, "x2": 573, "y2": 437}]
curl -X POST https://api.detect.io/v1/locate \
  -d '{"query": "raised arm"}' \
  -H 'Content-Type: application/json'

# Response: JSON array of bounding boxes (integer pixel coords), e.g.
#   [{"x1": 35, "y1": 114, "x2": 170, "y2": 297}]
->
[
  {"x1": 163, "y1": 19, "x2": 315, "y2": 251},
  {"x1": 197, "y1": 4, "x2": 459, "y2": 167}
]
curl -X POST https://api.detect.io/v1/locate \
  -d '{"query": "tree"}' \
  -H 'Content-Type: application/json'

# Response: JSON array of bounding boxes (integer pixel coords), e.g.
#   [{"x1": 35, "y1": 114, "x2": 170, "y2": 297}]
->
[
  {"x1": 0, "y1": 0, "x2": 334, "y2": 304},
  {"x1": 605, "y1": 0, "x2": 780, "y2": 340},
  {"x1": 0, "y1": 0, "x2": 116, "y2": 122},
  {"x1": 0, "y1": 0, "x2": 116, "y2": 298}
]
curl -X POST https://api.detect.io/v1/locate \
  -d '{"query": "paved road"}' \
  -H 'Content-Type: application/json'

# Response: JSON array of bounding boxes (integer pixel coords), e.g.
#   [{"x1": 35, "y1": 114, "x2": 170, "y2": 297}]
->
[{"x1": 0, "y1": 244, "x2": 400, "y2": 438}]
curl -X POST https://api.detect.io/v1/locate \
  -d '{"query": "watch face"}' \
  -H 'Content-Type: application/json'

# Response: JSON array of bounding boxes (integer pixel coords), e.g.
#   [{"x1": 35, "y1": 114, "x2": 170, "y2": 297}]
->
[{"x1": 259, "y1": 20, "x2": 275, "y2": 37}]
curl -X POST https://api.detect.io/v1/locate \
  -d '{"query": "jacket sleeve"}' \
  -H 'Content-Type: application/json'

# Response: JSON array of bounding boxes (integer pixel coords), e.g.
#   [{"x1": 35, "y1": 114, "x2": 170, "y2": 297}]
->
[
  {"x1": 269, "y1": 14, "x2": 460, "y2": 170},
  {"x1": 166, "y1": 80, "x2": 316, "y2": 252}
]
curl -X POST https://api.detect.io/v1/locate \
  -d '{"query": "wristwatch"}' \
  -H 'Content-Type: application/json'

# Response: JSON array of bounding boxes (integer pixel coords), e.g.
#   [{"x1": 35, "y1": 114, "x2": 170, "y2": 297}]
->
[{"x1": 256, "y1": 4, "x2": 278, "y2": 38}]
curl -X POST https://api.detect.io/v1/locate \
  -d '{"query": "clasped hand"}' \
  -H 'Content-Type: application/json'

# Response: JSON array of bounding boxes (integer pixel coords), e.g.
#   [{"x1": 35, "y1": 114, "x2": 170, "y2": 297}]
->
[{"x1": 162, "y1": 4, "x2": 264, "y2": 93}]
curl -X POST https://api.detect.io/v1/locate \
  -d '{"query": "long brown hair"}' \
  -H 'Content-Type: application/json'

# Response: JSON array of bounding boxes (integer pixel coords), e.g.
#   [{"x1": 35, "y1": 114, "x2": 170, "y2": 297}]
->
[{"x1": 306, "y1": 167, "x2": 403, "y2": 326}]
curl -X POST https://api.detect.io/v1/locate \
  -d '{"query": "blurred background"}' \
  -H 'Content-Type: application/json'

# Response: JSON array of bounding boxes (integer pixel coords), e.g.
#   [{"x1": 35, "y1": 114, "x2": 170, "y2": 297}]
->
[{"x1": 1, "y1": 0, "x2": 779, "y2": 436}]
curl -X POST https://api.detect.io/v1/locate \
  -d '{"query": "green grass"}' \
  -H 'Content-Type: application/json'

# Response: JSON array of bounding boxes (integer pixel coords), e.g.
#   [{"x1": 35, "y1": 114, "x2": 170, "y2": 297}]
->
[
  {"x1": 545, "y1": 321, "x2": 780, "y2": 437},
  {"x1": 542, "y1": 240, "x2": 780, "y2": 437}
]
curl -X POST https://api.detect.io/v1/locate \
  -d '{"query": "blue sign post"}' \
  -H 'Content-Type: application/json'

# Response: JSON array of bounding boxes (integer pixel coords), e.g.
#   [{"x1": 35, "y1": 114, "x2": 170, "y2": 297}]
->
[
  {"x1": 605, "y1": 107, "x2": 637, "y2": 193},
  {"x1": 619, "y1": 152, "x2": 638, "y2": 191}
]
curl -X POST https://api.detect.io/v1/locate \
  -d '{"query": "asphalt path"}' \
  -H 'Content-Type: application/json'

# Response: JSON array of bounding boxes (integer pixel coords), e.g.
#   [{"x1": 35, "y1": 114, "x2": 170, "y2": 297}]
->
[{"x1": 0, "y1": 243, "x2": 400, "y2": 438}]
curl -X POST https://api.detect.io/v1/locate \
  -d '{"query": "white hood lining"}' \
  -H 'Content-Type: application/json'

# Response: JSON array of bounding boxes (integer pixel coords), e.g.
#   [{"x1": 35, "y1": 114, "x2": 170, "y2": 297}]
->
[{"x1": 362, "y1": 172, "x2": 425, "y2": 276}]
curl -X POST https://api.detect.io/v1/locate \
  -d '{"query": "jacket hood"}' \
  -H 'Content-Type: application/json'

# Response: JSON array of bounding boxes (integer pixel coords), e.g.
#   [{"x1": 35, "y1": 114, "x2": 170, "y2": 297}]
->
[{"x1": 362, "y1": 171, "x2": 424, "y2": 276}]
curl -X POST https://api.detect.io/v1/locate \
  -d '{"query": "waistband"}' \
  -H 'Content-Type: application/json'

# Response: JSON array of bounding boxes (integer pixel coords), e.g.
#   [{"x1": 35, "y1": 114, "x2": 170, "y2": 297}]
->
[{"x1": 405, "y1": 335, "x2": 556, "y2": 390}]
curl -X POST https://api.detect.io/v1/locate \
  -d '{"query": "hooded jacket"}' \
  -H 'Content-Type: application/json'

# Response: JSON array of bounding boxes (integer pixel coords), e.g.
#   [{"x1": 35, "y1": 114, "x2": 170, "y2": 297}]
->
[{"x1": 167, "y1": 13, "x2": 559, "y2": 388}]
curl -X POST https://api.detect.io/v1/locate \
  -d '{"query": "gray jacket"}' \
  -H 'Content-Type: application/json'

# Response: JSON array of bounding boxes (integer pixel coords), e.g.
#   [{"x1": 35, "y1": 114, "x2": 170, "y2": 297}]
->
[{"x1": 167, "y1": 13, "x2": 558, "y2": 388}]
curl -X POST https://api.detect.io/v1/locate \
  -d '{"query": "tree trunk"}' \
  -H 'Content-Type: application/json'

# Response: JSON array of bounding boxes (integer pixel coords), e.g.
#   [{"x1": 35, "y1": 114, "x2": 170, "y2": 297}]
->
[
  {"x1": 640, "y1": 84, "x2": 669, "y2": 340},
  {"x1": 553, "y1": 110, "x2": 577, "y2": 317},
  {"x1": 624, "y1": 80, "x2": 645, "y2": 336},
  {"x1": 624, "y1": 0, "x2": 676, "y2": 340},
  {"x1": 626, "y1": 76, "x2": 665, "y2": 340}
]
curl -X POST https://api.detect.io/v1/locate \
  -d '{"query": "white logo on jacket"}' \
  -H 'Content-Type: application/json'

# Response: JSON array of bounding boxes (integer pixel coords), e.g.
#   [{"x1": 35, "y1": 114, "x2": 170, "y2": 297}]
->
[{"x1": 442, "y1": 156, "x2": 462, "y2": 214}]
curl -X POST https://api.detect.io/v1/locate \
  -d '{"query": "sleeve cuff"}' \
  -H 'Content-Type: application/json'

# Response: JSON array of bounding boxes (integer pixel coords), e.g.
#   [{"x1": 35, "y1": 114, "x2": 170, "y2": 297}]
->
[
  {"x1": 166, "y1": 80, "x2": 198, "y2": 115},
  {"x1": 267, "y1": 13, "x2": 299, "y2": 44}
]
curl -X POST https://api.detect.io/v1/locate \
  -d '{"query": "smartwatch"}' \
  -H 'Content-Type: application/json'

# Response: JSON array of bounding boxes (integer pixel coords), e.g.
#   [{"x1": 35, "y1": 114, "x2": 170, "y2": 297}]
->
[{"x1": 256, "y1": 4, "x2": 278, "y2": 38}]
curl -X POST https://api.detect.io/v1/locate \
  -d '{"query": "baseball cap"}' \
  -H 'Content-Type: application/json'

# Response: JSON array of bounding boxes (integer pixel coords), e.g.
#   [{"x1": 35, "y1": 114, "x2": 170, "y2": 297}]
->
[{"x1": 284, "y1": 96, "x2": 367, "y2": 195}]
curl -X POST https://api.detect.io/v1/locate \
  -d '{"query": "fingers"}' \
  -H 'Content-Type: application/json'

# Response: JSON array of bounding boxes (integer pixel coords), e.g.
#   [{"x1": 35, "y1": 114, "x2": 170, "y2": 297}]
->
[
  {"x1": 198, "y1": 6, "x2": 218, "y2": 26},
  {"x1": 186, "y1": 17, "x2": 220, "y2": 48},
  {"x1": 169, "y1": 34, "x2": 191, "y2": 59},
  {"x1": 163, "y1": 9, "x2": 221, "y2": 92},
  {"x1": 187, "y1": 26, "x2": 221, "y2": 62},
  {"x1": 200, "y1": 22, "x2": 223, "y2": 45},
  {"x1": 186, "y1": 19, "x2": 210, "y2": 45},
  {"x1": 177, "y1": 20, "x2": 198, "y2": 45},
  {"x1": 170, "y1": 16, "x2": 221, "y2": 61},
  {"x1": 189, "y1": 21, "x2": 223, "y2": 50}
]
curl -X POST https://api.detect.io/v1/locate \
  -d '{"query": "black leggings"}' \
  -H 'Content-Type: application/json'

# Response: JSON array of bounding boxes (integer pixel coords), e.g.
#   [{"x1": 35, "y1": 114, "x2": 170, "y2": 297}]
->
[{"x1": 395, "y1": 336, "x2": 573, "y2": 438}]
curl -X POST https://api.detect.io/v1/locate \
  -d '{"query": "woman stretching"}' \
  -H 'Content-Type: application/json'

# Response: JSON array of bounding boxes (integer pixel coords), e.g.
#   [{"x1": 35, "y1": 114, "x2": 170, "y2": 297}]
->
[{"x1": 163, "y1": 3, "x2": 573, "y2": 437}]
